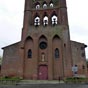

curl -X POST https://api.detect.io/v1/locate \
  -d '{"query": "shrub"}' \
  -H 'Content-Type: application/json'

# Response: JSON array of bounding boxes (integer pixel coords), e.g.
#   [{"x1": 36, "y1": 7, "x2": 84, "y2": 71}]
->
[{"x1": 64, "y1": 77, "x2": 88, "y2": 83}]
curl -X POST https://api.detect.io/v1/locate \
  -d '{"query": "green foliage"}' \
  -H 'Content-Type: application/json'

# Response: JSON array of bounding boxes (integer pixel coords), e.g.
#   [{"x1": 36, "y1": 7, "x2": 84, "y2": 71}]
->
[
  {"x1": 0, "y1": 76, "x2": 22, "y2": 81},
  {"x1": 64, "y1": 77, "x2": 88, "y2": 83},
  {"x1": 0, "y1": 77, "x2": 22, "y2": 85}
]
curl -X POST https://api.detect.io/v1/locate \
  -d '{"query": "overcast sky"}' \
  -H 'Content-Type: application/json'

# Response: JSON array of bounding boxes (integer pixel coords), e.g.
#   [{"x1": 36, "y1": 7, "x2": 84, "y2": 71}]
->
[{"x1": 0, "y1": 0, "x2": 88, "y2": 58}]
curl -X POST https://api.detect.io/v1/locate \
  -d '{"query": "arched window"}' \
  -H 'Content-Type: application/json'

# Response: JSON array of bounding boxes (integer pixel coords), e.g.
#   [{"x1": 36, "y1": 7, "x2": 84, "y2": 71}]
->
[
  {"x1": 34, "y1": 15, "x2": 40, "y2": 27},
  {"x1": 35, "y1": 2, "x2": 40, "y2": 9},
  {"x1": 43, "y1": 16, "x2": 48, "y2": 26},
  {"x1": 51, "y1": 11, "x2": 58, "y2": 26},
  {"x1": 49, "y1": 1, "x2": 54, "y2": 7},
  {"x1": 43, "y1": 1, "x2": 47, "y2": 8},
  {"x1": 52, "y1": 15, "x2": 58, "y2": 26},
  {"x1": 55, "y1": 48, "x2": 59, "y2": 59},
  {"x1": 28, "y1": 49, "x2": 32, "y2": 58}
]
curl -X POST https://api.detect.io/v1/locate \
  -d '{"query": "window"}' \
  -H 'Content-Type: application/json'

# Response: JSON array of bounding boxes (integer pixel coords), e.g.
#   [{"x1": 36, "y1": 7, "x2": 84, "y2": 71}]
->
[
  {"x1": 43, "y1": 1, "x2": 47, "y2": 8},
  {"x1": 28, "y1": 49, "x2": 32, "y2": 58},
  {"x1": 55, "y1": 48, "x2": 59, "y2": 59},
  {"x1": 43, "y1": 16, "x2": 48, "y2": 26},
  {"x1": 36, "y1": 4, "x2": 40, "y2": 9},
  {"x1": 50, "y1": 3, "x2": 53, "y2": 7},
  {"x1": 35, "y1": 2, "x2": 40, "y2": 9},
  {"x1": 34, "y1": 16, "x2": 40, "y2": 27},
  {"x1": 64, "y1": 43, "x2": 66, "y2": 47},
  {"x1": 39, "y1": 42, "x2": 47, "y2": 49},
  {"x1": 43, "y1": 4, "x2": 47, "y2": 8},
  {"x1": 51, "y1": 15, "x2": 58, "y2": 26},
  {"x1": 49, "y1": 1, "x2": 54, "y2": 7},
  {"x1": 73, "y1": 65, "x2": 78, "y2": 74}
]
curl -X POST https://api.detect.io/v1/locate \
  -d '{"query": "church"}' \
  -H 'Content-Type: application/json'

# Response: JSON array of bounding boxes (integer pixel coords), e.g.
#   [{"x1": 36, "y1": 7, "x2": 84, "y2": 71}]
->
[{"x1": 1, "y1": 0, "x2": 88, "y2": 80}]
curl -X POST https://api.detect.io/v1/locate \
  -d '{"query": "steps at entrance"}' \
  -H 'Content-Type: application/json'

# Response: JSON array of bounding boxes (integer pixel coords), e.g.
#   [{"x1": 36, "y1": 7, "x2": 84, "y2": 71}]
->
[
  {"x1": 0, "y1": 84, "x2": 88, "y2": 88},
  {"x1": 17, "y1": 80, "x2": 64, "y2": 84},
  {"x1": 0, "y1": 80, "x2": 88, "y2": 88}
]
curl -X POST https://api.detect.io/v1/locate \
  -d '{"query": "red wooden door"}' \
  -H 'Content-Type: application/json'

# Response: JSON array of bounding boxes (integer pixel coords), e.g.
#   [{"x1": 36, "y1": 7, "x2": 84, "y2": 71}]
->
[{"x1": 38, "y1": 65, "x2": 48, "y2": 80}]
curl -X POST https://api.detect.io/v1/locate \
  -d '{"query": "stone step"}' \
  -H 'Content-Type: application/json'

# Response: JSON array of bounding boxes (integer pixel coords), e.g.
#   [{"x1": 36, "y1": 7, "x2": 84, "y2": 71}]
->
[
  {"x1": 0, "y1": 84, "x2": 88, "y2": 88},
  {"x1": 17, "y1": 80, "x2": 64, "y2": 84}
]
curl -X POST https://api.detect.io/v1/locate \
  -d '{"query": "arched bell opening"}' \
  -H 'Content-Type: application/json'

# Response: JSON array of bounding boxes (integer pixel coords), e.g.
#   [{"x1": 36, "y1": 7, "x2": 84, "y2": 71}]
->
[
  {"x1": 43, "y1": 12, "x2": 48, "y2": 26},
  {"x1": 35, "y1": 2, "x2": 40, "y2": 9},
  {"x1": 43, "y1": 1, "x2": 47, "y2": 8},
  {"x1": 34, "y1": 13, "x2": 40, "y2": 27},
  {"x1": 51, "y1": 11, "x2": 58, "y2": 26},
  {"x1": 49, "y1": 0, "x2": 54, "y2": 7}
]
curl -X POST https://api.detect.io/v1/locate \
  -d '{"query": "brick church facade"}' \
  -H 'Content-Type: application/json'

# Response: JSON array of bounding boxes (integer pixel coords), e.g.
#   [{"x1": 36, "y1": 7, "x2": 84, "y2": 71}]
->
[{"x1": 1, "y1": 0, "x2": 88, "y2": 80}]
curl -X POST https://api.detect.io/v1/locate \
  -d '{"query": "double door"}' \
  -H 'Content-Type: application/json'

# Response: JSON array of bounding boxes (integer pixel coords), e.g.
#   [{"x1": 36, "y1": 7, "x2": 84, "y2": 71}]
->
[{"x1": 38, "y1": 65, "x2": 48, "y2": 80}]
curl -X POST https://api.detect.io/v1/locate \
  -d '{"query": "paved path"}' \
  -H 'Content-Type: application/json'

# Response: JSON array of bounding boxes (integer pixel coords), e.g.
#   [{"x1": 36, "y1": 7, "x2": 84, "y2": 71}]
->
[{"x1": 0, "y1": 84, "x2": 88, "y2": 88}]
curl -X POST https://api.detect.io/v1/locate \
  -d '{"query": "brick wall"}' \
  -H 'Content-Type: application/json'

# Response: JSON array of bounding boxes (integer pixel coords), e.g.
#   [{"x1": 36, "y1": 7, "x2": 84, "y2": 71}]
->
[{"x1": 1, "y1": 42, "x2": 22, "y2": 77}]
